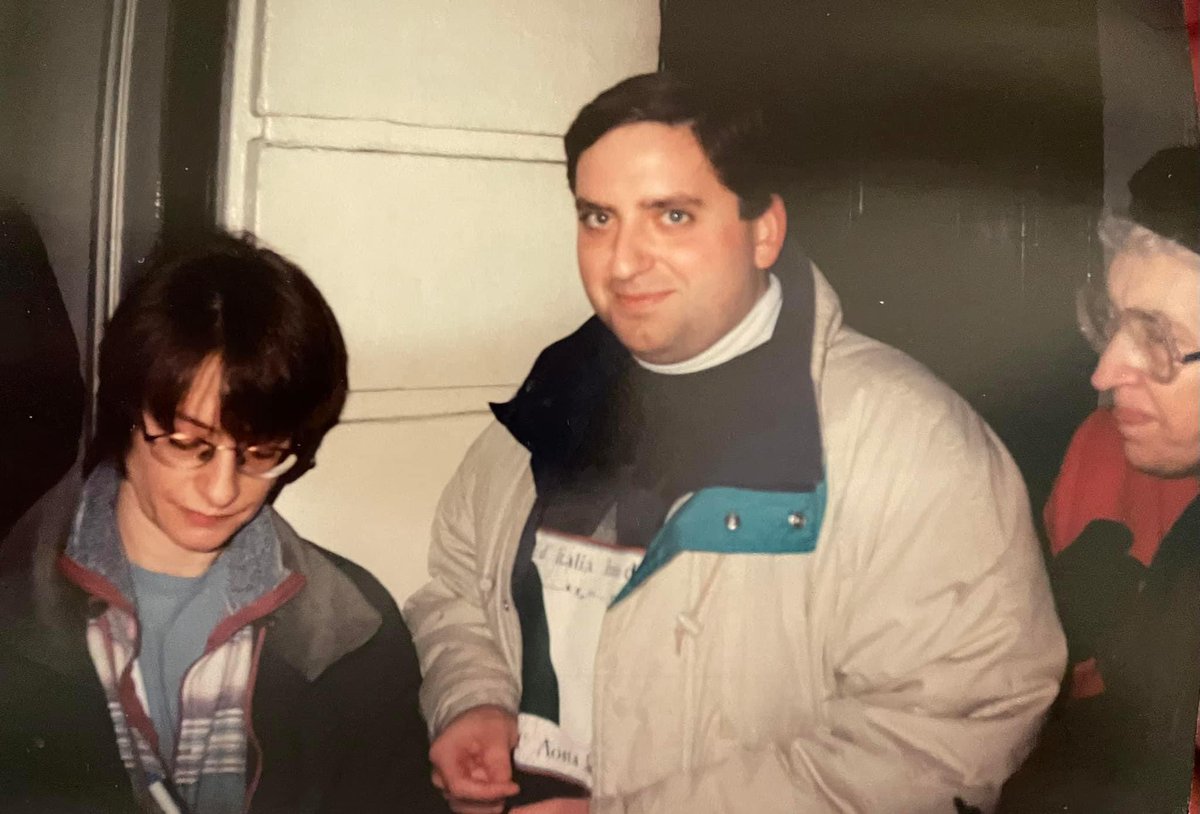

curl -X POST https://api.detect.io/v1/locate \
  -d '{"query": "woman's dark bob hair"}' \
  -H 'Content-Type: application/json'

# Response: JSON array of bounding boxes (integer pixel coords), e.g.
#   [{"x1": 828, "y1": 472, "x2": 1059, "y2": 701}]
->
[{"x1": 87, "y1": 231, "x2": 348, "y2": 485}]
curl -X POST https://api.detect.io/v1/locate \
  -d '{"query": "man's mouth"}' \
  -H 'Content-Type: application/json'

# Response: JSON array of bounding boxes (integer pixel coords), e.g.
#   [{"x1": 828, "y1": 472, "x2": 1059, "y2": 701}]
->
[{"x1": 614, "y1": 290, "x2": 672, "y2": 311}]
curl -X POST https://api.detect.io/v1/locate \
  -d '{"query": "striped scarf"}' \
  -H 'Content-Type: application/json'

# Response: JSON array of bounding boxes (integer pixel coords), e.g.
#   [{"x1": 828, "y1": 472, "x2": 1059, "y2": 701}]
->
[{"x1": 85, "y1": 606, "x2": 257, "y2": 814}]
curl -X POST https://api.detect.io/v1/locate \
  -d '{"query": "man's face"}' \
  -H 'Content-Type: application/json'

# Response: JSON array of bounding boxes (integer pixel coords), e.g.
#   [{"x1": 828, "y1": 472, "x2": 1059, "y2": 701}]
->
[
  {"x1": 117, "y1": 355, "x2": 277, "y2": 575},
  {"x1": 1091, "y1": 249, "x2": 1200, "y2": 477},
  {"x1": 573, "y1": 122, "x2": 785, "y2": 364}
]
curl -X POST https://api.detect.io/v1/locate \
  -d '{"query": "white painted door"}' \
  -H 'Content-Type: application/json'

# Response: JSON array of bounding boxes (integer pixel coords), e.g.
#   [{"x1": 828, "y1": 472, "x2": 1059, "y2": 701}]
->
[{"x1": 219, "y1": 0, "x2": 658, "y2": 603}]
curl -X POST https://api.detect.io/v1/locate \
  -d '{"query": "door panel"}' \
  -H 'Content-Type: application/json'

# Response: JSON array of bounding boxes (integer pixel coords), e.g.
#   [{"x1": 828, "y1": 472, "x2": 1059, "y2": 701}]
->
[{"x1": 221, "y1": 0, "x2": 658, "y2": 603}]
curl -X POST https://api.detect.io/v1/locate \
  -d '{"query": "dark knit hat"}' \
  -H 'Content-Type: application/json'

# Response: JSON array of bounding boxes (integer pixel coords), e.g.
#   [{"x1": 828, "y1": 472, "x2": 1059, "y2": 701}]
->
[{"x1": 1127, "y1": 144, "x2": 1200, "y2": 255}]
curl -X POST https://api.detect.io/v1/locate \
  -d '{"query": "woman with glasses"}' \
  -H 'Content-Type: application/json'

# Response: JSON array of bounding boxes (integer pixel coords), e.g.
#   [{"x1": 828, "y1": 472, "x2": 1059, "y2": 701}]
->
[
  {"x1": 1000, "y1": 145, "x2": 1200, "y2": 812},
  {"x1": 0, "y1": 233, "x2": 447, "y2": 813}
]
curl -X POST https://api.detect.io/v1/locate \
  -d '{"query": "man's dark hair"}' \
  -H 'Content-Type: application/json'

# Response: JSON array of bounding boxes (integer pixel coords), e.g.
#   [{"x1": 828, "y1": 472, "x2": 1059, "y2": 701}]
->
[
  {"x1": 564, "y1": 73, "x2": 776, "y2": 219},
  {"x1": 87, "y1": 231, "x2": 348, "y2": 485}
]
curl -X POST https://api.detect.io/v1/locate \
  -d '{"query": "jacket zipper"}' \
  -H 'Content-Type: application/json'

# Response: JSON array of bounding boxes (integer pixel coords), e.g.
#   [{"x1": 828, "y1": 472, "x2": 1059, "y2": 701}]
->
[
  {"x1": 492, "y1": 504, "x2": 530, "y2": 679},
  {"x1": 242, "y1": 625, "x2": 268, "y2": 813}
]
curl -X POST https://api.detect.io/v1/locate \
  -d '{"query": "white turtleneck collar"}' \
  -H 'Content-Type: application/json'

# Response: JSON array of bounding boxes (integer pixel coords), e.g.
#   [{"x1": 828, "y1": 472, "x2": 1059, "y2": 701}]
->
[{"x1": 635, "y1": 273, "x2": 782, "y2": 376}]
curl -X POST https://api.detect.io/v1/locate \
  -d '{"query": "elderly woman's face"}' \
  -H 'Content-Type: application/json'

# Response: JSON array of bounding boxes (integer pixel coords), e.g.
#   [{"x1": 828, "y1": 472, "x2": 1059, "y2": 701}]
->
[{"x1": 1091, "y1": 249, "x2": 1200, "y2": 477}]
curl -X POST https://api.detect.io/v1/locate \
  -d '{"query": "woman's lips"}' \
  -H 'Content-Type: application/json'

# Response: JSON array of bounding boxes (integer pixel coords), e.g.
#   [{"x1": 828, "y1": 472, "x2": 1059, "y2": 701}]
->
[
  {"x1": 182, "y1": 508, "x2": 230, "y2": 528},
  {"x1": 1112, "y1": 406, "x2": 1154, "y2": 429}
]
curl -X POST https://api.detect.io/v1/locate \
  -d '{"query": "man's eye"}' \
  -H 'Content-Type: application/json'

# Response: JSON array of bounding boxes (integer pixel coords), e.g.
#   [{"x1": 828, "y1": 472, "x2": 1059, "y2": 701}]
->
[
  {"x1": 579, "y1": 210, "x2": 609, "y2": 228},
  {"x1": 663, "y1": 209, "x2": 691, "y2": 225}
]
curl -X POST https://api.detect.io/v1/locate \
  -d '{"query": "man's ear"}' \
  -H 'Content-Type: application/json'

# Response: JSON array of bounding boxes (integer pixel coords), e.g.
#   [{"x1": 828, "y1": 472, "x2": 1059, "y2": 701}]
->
[{"x1": 751, "y1": 194, "x2": 787, "y2": 270}]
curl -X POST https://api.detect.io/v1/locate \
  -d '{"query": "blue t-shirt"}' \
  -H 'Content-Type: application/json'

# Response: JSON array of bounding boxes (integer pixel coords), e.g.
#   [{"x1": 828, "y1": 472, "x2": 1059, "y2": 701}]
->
[{"x1": 131, "y1": 556, "x2": 229, "y2": 766}]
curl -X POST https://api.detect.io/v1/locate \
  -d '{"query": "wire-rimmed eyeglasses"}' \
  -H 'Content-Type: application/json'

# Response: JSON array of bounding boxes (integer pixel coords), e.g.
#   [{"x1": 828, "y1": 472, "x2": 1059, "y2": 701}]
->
[
  {"x1": 140, "y1": 427, "x2": 297, "y2": 480},
  {"x1": 1076, "y1": 284, "x2": 1200, "y2": 384}
]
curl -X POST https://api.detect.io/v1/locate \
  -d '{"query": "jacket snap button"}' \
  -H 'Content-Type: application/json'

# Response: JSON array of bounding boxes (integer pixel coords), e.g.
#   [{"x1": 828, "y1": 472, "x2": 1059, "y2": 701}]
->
[
  {"x1": 725, "y1": 512, "x2": 740, "y2": 531},
  {"x1": 787, "y1": 512, "x2": 807, "y2": 529}
]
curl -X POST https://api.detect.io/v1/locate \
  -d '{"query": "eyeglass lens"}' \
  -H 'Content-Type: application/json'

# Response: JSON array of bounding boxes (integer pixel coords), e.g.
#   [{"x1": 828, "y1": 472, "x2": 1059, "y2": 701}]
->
[
  {"x1": 1078, "y1": 286, "x2": 1177, "y2": 382},
  {"x1": 154, "y1": 434, "x2": 290, "y2": 476}
]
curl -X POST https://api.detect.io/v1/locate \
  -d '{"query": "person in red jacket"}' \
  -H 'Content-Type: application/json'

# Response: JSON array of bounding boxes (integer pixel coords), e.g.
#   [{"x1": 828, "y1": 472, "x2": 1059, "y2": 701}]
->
[{"x1": 1000, "y1": 145, "x2": 1200, "y2": 812}]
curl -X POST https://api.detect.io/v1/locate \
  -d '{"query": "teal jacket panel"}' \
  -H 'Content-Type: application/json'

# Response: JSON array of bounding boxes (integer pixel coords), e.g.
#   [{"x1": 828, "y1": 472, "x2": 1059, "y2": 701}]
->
[{"x1": 612, "y1": 481, "x2": 827, "y2": 606}]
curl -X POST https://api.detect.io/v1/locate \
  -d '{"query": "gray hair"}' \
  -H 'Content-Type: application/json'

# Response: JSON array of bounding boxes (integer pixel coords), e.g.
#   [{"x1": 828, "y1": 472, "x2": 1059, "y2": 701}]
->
[{"x1": 1099, "y1": 211, "x2": 1200, "y2": 273}]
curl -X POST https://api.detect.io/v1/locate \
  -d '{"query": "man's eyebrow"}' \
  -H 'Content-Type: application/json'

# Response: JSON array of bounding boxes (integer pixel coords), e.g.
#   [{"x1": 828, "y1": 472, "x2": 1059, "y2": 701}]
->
[
  {"x1": 574, "y1": 197, "x2": 608, "y2": 213},
  {"x1": 642, "y1": 195, "x2": 704, "y2": 210}
]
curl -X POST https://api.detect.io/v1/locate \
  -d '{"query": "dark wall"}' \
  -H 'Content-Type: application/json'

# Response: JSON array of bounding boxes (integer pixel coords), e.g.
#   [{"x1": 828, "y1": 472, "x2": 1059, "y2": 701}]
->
[
  {"x1": 0, "y1": 2, "x2": 15, "y2": 192},
  {"x1": 0, "y1": 1, "x2": 107, "y2": 542},
  {"x1": 0, "y1": 0, "x2": 228, "y2": 541},
  {"x1": 661, "y1": 0, "x2": 1105, "y2": 512},
  {"x1": 1099, "y1": 0, "x2": 1197, "y2": 209},
  {"x1": 0, "y1": 0, "x2": 111, "y2": 359},
  {"x1": 158, "y1": 0, "x2": 229, "y2": 250}
]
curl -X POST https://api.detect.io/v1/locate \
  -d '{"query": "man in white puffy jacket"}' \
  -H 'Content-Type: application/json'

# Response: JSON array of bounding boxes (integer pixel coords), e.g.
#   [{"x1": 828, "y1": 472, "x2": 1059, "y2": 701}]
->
[{"x1": 405, "y1": 73, "x2": 1066, "y2": 814}]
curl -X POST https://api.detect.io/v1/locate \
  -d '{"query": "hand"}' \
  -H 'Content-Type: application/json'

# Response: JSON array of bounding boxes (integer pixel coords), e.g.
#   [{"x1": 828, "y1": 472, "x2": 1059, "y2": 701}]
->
[
  {"x1": 430, "y1": 705, "x2": 520, "y2": 814},
  {"x1": 511, "y1": 799, "x2": 590, "y2": 814}
]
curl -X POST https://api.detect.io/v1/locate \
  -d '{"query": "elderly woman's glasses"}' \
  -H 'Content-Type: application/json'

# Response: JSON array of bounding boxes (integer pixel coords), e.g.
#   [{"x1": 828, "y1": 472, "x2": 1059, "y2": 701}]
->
[
  {"x1": 1076, "y1": 284, "x2": 1200, "y2": 384},
  {"x1": 140, "y1": 428, "x2": 297, "y2": 479}
]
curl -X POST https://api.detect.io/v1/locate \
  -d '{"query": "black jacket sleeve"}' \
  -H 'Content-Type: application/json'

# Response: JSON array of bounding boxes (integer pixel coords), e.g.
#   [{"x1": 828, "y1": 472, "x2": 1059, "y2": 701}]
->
[
  {"x1": 325, "y1": 558, "x2": 449, "y2": 814},
  {"x1": 251, "y1": 553, "x2": 449, "y2": 814}
]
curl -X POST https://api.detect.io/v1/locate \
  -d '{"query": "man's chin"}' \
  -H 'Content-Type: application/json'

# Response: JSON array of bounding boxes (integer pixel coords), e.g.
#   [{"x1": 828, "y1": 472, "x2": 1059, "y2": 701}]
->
[{"x1": 610, "y1": 327, "x2": 671, "y2": 363}]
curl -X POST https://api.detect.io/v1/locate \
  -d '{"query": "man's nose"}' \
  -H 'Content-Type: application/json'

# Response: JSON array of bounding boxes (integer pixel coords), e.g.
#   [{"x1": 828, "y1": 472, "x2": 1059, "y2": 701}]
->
[
  {"x1": 197, "y1": 447, "x2": 241, "y2": 509},
  {"x1": 1090, "y1": 333, "x2": 1144, "y2": 392},
  {"x1": 610, "y1": 221, "x2": 652, "y2": 279}
]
